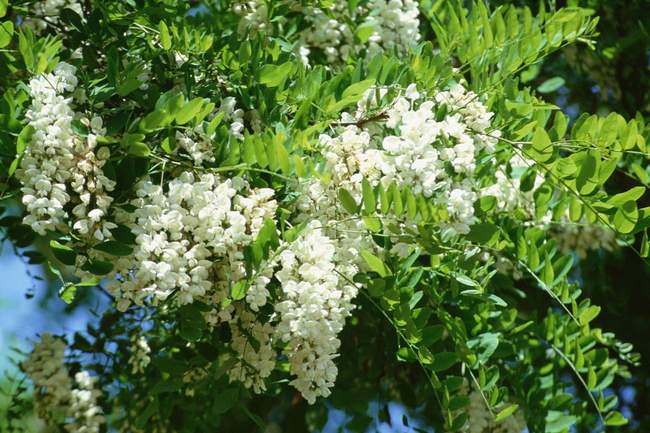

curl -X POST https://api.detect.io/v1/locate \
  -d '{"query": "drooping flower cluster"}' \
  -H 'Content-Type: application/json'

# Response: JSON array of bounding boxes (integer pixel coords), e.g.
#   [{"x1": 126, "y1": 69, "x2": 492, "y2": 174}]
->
[
  {"x1": 269, "y1": 0, "x2": 421, "y2": 65},
  {"x1": 274, "y1": 221, "x2": 358, "y2": 403},
  {"x1": 22, "y1": 334, "x2": 105, "y2": 432},
  {"x1": 106, "y1": 172, "x2": 277, "y2": 316},
  {"x1": 300, "y1": 3, "x2": 357, "y2": 64},
  {"x1": 227, "y1": 307, "x2": 276, "y2": 393},
  {"x1": 65, "y1": 371, "x2": 105, "y2": 433},
  {"x1": 318, "y1": 83, "x2": 500, "y2": 234},
  {"x1": 22, "y1": 334, "x2": 72, "y2": 424},
  {"x1": 363, "y1": 0, "x2": 421, "y2": 58},
  {"x1": 17, "y1": 62, "x2": 116, "y2": 240},
  {"x1": 128, "y1": 335, "x2": 152, "y2": 374}
]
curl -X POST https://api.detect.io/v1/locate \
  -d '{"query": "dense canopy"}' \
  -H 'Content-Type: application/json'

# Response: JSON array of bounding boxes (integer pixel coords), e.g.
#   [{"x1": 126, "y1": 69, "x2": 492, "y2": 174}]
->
[{"x1": 0, "y1": 1, "x2": 649, "y2": 432}]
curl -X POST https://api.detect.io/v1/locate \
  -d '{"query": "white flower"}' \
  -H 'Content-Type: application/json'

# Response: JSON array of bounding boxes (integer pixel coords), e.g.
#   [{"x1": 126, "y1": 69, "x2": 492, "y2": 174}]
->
[
  {"x1": 105, "y1": 172, "x2": 277, "y2": 324},
  {"x1": 227, "y1": 308, "x2": 276, "y2": 393},
  {"x1": 17, "y1": 62, "x2": 115, "y2": 240},
  {"x1": 274, "y1": 221, "x2": 358, "y2": 403},
  {"x1": 23, "y1": 334, "x2": 105, "y2": 432},
  {"x1": 65, "y1": 371, "x2": 105, "y2": 433},
  {"x1": 128, "y1": 336, "x2": 151, "y2": 374}
]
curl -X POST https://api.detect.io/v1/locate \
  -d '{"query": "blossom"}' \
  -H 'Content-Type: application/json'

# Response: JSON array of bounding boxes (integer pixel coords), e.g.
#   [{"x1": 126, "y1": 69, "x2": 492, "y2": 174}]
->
[
  {"x1": 128, "y1": 336, "x2": 151, "y2": 374},
  {"x1": 227, "y1": 308, "x2": 276, "y2": 393},
  {"x1": 318, "y1": 83, "x2": 501, "y2": 235},
  {"x1": 22, "y1": 334, "x2": 105, "y2": 432},
  {"x1": 274, "y1": 221, "x2": 358, "y2": 403},
  {"x1": 17, "y1": 62, "x2": 116, "y2": 240},
  {"x1": 66, "y1": 371, "x2": 105, "y2": 433},
  {"x1": 22, "y1": 334, "x2": 72, "y2": 424},
  {"x1": 105, "y1": 172, "x2": 277, "y2": 322}
]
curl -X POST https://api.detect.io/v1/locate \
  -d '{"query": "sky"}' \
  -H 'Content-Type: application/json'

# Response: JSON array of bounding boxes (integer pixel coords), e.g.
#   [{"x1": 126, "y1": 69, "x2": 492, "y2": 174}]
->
[{"x1": 0, "y1": 238, "x2": 90, "y2": 372}]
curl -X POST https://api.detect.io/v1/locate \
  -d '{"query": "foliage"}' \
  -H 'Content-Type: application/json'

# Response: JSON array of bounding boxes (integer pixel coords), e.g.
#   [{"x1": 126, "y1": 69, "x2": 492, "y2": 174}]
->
[{"x1": 0, "y1": 1, "x2": 648, "y2": 432}]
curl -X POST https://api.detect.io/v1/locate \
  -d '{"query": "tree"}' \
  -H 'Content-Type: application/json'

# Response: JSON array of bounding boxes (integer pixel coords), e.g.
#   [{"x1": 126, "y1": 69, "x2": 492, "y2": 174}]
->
[{"x1": 0, "y1": 1, "x2": 647, "y2": 432}]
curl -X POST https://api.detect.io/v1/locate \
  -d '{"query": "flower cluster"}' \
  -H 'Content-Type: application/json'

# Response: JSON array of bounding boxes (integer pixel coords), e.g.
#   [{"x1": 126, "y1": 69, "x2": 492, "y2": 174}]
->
[
  {"x1": 22, "y1": 334, "x2": 105, "y2": 431},
  {"x1": 24, "y1": 0, "x2": 83, "y2": 34},
  {"x1": 227, "y1": 307, "x2": 276, "y2": 393},
  {"x1": 364, "y1": 0, "x2": 421, "y2": 58},
  {"x1": 218, "y1": 96, "x2": 245, "y2": 140},
  {"x1": 233, "y1": 0, "x2": 269, "y2": 34},
  {"x1": 553, "y1": 219, "x2": 617, "y2": 258},
  {"x1": 106, "y1": 172, "x2": 276, "y2": 316},
  {"x1": 17, "y1": 62, "x2": 116, "y2": 240},
  {"x1": 294, "y1": 0, "x2": 421, "y2": 65},
  {"x1": 274, "y1": 221, "x2": 358, "y2": 403},
  {"x1": 128, "y1": 335, "x2": 152, "y2": 374},
  {"x1": 318, "y1": 83, "x2": 499, "y2": 234},
  {"x1": 175, "y1": 131, "x2": 215, "y2": 166},
  {"x1": 300, "y1": 4, "x2": 356, "y2": 64},
  {"x1": 66, "y1": 371, "x2": 105, "y2": 433},
  {"x1": 22, "y1": 334, "x2": 72, "y2": 424}
]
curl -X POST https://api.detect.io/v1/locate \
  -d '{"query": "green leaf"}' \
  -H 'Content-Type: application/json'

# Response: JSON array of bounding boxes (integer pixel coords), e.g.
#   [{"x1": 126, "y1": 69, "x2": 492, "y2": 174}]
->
[
  {"x1": 272, "y1": 141, "x2": 290, "y2": 173},
  {"x1": 466, "y1": 223, "x2": 499, "y2": 244},
  {"x1": 362, "y1": 216, "x2": 381, "y2": 232},
  {"x1": 356, "y1": 24, "x2": 375, "y2": 43},
  {"x1": 230, "y1": 280, "x2": 248, "y2": 301},
  {"x1": 494, "y1": 404, "x2": 519, "y2": 423},
  {"x1": 342, "y1": 79, "x2": 375, "y2": 100},
  {"x1": 140, "y1": 110, "x2": 171, "y2": 132},
  {"x1": 0, "y1": 21, "x2": 13, "y2": 48},
  {"x1": 421, "y1": 325, "x2": 445, "y2": 346},
  {"x1": 467, "y1": 332, "x2": 499, "y2": 364},
  {"x1": 206, "y1": 111, "x2": 225, "y2": 135},
  {"x1": 92, "y1": 241, "x2": 133, "y2": 257},
  {"x1": 50, "y1": 240, "x2": 77, "y2": 266},
  {"x1": 579, "y1": 305, "x2": 601, "y2": 326},
  {"x1": 455, "y1": 274, "x2": 479, "y2": 288},
  {"x1": 431, "y1": 352, "x2": 458, "y2": 372},
  {"x1": 59, "y1": 283, "x2": 77, "y2": 304},
  {"x1": 338, "y1": 188, "x2": 358, "y2": 214},
  {"x1": 607, "y1": 186, "x2": 645, "y2": 207},
  {"x1": 587, "y1": 365, "x2": 597, "y2": 389},
  {"x1": 117, "y1": 78, "x2": 141, "y2": 97},
  {"x1": 82, "y1": 260, "x2": 114, "y2": 275},
  {"x1": 612, "y1": 201, "x2": 638, "y2": 234},
  {"x1": 16, "y1": 124, "x2": 35, "y2": 154},
  {"x1": 259, "y1": 62, "x2": 293, "y2": 88},
  {"x1": 127, "y1": 141, "x2": 151, "y2": 157},
  {"x1": 0, "y1": 0, "x2": 7, "y2": 17},
  {"x1": 545, "y1": 411, "x2": 577, "y2": 433},
  {"x1": 605, "y1": 411, "x2": 628, "y2": 427},
  {"x1": 537, "y1": 77, "x2": 565, "y2": 93},
  {"x1": 159, "y1": 21, "x2": 172, "y2": 50},
  {"x1": 361, "y1": 179, "x2": 376, "y2": 213},
  {"x1": 360, "y1": 250, "x2": 391, "y2": 277},
  {"x1": 542, "y1": 252, "x2": 554, "y2": 286},
  {"x1": 530, "y1": 127, "x2": 553, "y2": 162},
  {"x1": 175, "y1": 98, "x2": 205, "y2": 125}
]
